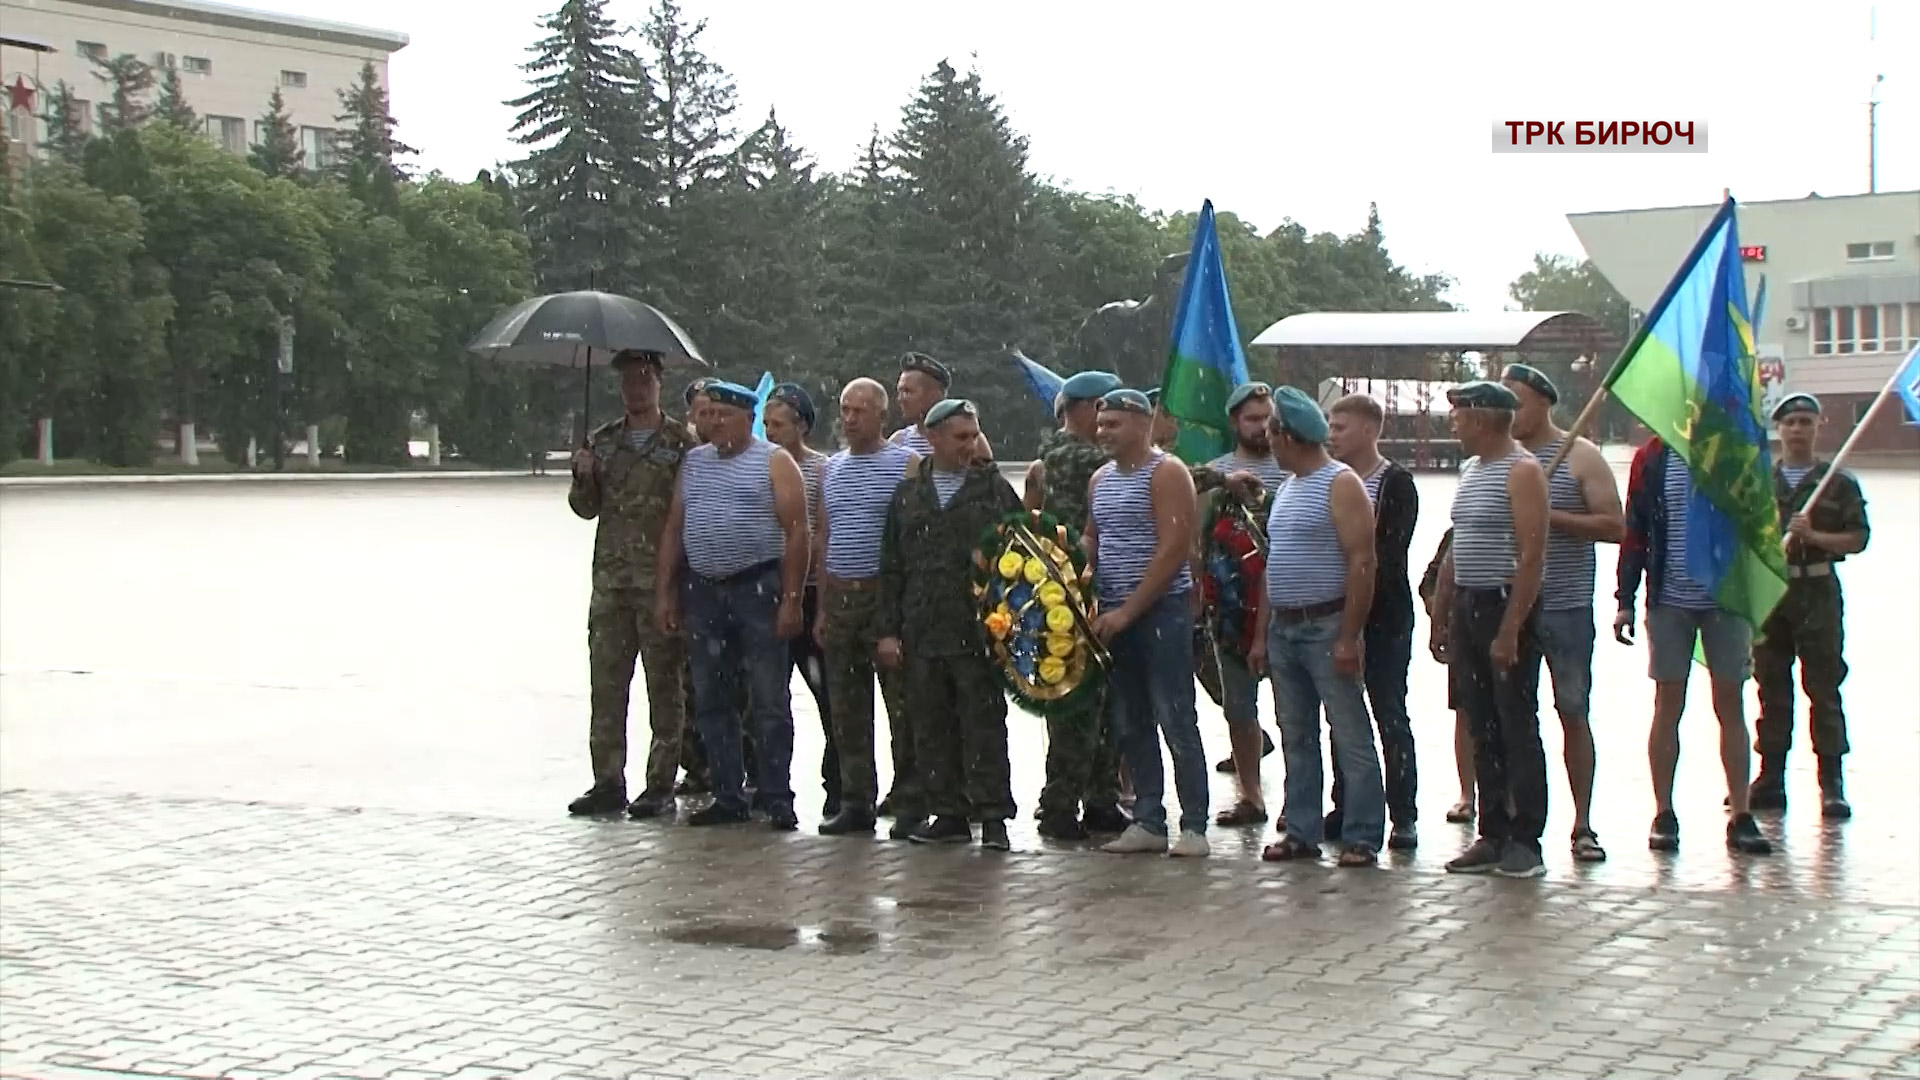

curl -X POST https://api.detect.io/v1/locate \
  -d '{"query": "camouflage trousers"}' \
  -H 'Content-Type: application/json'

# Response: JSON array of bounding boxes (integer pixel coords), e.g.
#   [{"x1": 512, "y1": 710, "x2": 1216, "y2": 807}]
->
[
  {"x1": 907, "y1": 650, "x2": 1016, "y2": 822},
  {"x1": 822, "y1": 583, "x2": 916, "y2": 817},
  {"x1": 587, "y1": 586, "x2": 688, "y2": 797},
  {"x1": 1753, "y1": 574, "x2": 1850, "y2": 759},
  {"x1": 1036, "y1": 685, "x2": 1121, "y2": 820}
]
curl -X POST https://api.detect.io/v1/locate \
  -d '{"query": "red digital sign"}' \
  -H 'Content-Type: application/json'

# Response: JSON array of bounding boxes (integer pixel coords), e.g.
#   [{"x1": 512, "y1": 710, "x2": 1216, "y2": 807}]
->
[{"x1": 1739, "y1": 245, "x2": 1766, "y2": 261}]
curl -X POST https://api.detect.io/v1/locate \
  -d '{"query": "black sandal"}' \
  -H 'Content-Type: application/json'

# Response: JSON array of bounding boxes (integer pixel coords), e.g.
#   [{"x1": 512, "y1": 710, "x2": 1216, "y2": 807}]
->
[
  {"x1": 1337, "y1": 844, "x2": 1378, "y2": 868},
  {"x1": 1262, "y1": 836, "x2": 1320, "y2": 861},
  {"x1": 1215, "y1": 801, "x2": 1267, "y2": 827}
]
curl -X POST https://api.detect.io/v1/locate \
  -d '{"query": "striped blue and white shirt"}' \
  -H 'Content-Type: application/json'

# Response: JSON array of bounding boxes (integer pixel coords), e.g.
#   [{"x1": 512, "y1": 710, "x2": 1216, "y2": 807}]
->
[
  {"x1": 895, "y1": 425, "x2": 934, "y2": 458},
  {"x1": 1534, "y1": 436, "x2": 1596, "y2": 611},
  {"x1": 1659, "y1": 448, "x2": 1717, "y2": 610},
  {"x1": 1206, "y1": 450, "x2": 1290, "y2": 495},
  {"x1": 932, "y1": 469, "x2": 967, "y2": 508},
  {"x1": 1265, "y1": 462, "x2": 1350, "y2": 608},
  {"x1": 680, "y1": 439, "x2": 785, "y2": 579},
  {"x1": 822, "y1": 443, "x2": 912, "y2": 580},
  {"x1": 1359, "y1": 460, "x2": 1389, "y2": 507},
  {"x1": 1091, "y1": 451, "x2": 1191, "y2": 604},
  {"x1": 795, "y1": 446, "x2": 827, "y2": 587},
  {"x1": 621, "y1": 427, "x2": 657, "y2": 452},
  {"x1": 1450, "y1": 449, "x2": 1527, "y2": 589},
  {"x1": 1781, "y1": 463, "x2": 1814, "y2": 490}
]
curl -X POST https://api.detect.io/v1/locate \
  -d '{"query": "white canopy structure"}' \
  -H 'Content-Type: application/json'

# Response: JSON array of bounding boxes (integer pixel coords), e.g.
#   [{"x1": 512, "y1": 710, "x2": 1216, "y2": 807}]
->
[{"x1": 1252, "y1": 310, "x2": 1609, "y2": 352}]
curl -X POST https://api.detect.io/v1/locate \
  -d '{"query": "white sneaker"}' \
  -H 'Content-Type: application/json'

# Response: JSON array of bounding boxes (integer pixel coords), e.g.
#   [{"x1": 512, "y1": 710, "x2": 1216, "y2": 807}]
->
[
  {"x1": 1168, "y1": 831, "x2": 1211, "y2": 858},
  {"x1": 1101, "y1": 823, "x2": 1168, "y2": 854}
]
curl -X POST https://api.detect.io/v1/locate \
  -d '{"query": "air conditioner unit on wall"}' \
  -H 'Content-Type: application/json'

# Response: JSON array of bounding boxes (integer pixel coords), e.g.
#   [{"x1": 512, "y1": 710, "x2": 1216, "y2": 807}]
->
[{"x1": 1784, "y1": 314, "x2": 1805, "y2": 331}]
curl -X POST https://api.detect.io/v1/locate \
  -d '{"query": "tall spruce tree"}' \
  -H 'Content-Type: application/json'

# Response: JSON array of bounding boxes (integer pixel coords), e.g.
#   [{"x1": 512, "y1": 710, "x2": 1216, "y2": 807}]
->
[
  {"x1": 152, "y1": 64, "x2": 198, "y2": 133},
  {"x1": 507, "y1": 0, "x2": 657, "y2": 294},
  {"x1": 333, "y1": 62, "x2": 415, "y2": 208},
  {"x1": 90, "y1": 54, "x2": 154, "y2": 133},
  {"x1": 38, "y1": 81, "x2": 91, "y2": 165},
  {"x1": 249, "y1": 87, "x2": 304, "y2": 178},
  {"x1": 640, "y1": 0, "x2": 735, "y2": 209}
]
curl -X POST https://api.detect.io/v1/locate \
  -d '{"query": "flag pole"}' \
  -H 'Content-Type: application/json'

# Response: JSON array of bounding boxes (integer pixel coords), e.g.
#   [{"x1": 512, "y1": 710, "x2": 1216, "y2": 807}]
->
[
  {"x1": 1541, "y1": 197, "x2": 1739, "y2": 475},
  {"x1": 1795, "y1": 360, "x2": 1906, "y2": 511}
]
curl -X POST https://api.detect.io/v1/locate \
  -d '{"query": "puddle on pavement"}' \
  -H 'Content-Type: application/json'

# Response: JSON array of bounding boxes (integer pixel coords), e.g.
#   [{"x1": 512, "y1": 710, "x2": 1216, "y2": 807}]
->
[
  {"x1": 658, "y1": 919, "x2": 882, "y2": 955},
  {"x1": 891, "y1": 895, "x2": 982, "y2": 912}
]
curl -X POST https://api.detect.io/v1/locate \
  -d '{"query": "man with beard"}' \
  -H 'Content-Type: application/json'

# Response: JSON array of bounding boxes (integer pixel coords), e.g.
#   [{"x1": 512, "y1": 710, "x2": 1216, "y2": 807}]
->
[
  {"x1": 566, "y1": 351, "x2": 696, "y2": 819},
  {"x1": 815, "y1": 378, "x2": 922, "y2": 837},
  {"x1": 1324, "y1": 392, "x2": 1421, "y2": 850},
  {"x1": 655, "y1": 381, "x2": 811, "y2": 830},
  {"x1": 1502, "y1": 363, "x2": 1622, "y2": 862},
  {"x1": 875, "y1": 399, "x2": 1023, "y2": 850},
  {"x1": 1432, "y1": 381, "x2": 1552, "y2": 878}
]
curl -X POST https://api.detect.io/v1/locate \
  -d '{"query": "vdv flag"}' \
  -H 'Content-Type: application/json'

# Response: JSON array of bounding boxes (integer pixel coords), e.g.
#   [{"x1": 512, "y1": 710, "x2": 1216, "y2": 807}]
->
[
  {"x1": 749, "y1": 371, "x2": 775, "y2": 440},
  {"x1": 1159, "y1": 200, "x2": 1251, "y2": 464},
  {"x1": 1603, "y1": 196, "x2": 1788, "y2": 630},
  {"x1": 1892, "y1": 343, "x2": 1920, "y2": 426},
  {"x1": 1008, "y1": 350, "x2": 1066, "y2": 413}
]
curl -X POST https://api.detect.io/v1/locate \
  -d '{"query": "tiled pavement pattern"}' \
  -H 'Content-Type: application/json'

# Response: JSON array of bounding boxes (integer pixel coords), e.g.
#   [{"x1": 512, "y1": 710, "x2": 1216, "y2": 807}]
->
[{"x1": 3, "y1": 790, "x2": 1918, "y2": 1080}]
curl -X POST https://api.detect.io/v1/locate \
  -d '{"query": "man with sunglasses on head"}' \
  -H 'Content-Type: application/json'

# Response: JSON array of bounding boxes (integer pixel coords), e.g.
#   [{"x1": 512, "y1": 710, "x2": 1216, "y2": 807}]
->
[{"x1": 875, "y1": 399, "x2": 1024, "y2": 850}]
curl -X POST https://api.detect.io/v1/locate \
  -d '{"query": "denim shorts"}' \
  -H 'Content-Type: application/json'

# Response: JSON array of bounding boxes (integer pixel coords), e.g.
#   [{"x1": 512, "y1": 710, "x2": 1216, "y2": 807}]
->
[
  {"x1": 1646, "y1": 604, "x2": 1753, "y2": 684},
  {"x1": 1217, "y1": 651, "x2": 1261, "y2": 731},
  {"x1": 1535, "y1": 606, "x2": 1596, "y2": 718}
]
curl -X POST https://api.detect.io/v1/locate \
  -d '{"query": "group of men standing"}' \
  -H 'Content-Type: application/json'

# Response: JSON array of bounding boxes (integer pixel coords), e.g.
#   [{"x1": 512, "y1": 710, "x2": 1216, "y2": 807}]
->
[{"x1": 562, "y1": 345, "x2": 1869, "y2": 875}]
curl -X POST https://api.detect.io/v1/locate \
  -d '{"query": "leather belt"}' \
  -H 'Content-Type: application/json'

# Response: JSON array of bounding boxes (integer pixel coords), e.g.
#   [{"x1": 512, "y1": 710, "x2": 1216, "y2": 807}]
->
[
  {"x1": 825, "y1": 573, "x2": 881, "y2": 592},
  {"x1": 1271, "y1": 597, "x2": 1346, "y2": 624},
  {"x1": 1787, "y1": 563, "x2": 1832, "y2": 579}
]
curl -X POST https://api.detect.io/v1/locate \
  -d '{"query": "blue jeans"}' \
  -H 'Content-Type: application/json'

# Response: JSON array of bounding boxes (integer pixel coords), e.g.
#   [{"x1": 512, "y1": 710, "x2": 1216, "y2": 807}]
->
[
  {"x1": 682, "y1": 562, "x2": 795, "y2": 814},
  {"x1": 1106, "y1": 594, "x2": 1210, "y2": 836},
  {"x1": 1268, "y1": 612, "x2": 1386, "y2": 850}
]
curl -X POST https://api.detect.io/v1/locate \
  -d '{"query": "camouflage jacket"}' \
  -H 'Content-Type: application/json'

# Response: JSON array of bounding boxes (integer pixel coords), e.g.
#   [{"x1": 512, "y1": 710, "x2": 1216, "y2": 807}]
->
[
  {"x1": 1039, "y1": 431, "x2": 1107, "y2": 536},
  {"x1": 1776, "y1": 462, "x2": 1870, "y2": 568},
  {"x1": 569, "y1": 414, "x2": 696, "y2": 593},
  {"x1": 877, "y1": 458, "x2": 1024, "y2": 658}
]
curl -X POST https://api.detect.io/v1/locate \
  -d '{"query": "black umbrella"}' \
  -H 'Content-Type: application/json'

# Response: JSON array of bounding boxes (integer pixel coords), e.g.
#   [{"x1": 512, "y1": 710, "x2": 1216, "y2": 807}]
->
[{"x1": 467, "y1": 290, "x2": 707, "y2": 444}]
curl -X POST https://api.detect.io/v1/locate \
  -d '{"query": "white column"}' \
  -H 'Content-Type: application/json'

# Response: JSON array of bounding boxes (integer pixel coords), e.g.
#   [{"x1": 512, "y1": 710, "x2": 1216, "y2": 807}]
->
[
  {"x1": 245, "y1": 437, "x2": 258, "y2": 468},
  {"x1": 427, "y1": 423, "x2": 441, "y2": 467},
  {"x1": 35, "y1": 418, "x2": 52, "y2": 465},
  {"x1": 305, "y1": 424, "x2": 320, "y2": 466},
  {"x1": 179, "y1": 422, "x2": 199, "y2": 466}
]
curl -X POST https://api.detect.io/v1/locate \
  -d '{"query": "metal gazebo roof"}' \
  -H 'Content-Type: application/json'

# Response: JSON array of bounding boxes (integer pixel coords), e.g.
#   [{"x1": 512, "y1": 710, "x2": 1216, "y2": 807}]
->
[{"x1": 1251, "y1": 310, "x2": 1609, "y2": 352}]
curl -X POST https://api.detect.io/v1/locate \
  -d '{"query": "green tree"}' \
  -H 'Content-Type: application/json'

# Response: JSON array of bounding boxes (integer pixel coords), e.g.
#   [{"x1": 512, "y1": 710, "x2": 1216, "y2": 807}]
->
[
  {"x1": 249, "y1": 87, "x2": 304, "y2": 179},
  {"x1": 152, "y1": 64, "x2": 199, "y2": 133},
  {"x1": 333, "y1": 61, "x2": 415, "y2": 209},
  {"x1": 90, "y1": 53, "x2": 154, "y2": 133},
  {"x1": 37, "y1": 81, "x2": 92, "y2": 166},
  {"x1": 1508, "y1": 252, "x2": 1631, "y2": 340},
  {"x1": 507, "y1": 0, "x2": 657, "y2": 293},
  {"x1": 641, "y1": 0, "x2": 735, "y2": 209},
  {"x1": 0, "y1": 168, "x2": 58, "y2": 462},
  {"x1": 819, "y1": 128, "x2": 903, "y2": 373}
]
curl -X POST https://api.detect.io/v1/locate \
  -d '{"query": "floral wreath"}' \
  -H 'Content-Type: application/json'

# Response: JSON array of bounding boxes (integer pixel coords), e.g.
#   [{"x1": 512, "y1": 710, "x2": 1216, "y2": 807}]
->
[{"x1": 969, "y1": 509, "x2": 1106, "y2": 718}]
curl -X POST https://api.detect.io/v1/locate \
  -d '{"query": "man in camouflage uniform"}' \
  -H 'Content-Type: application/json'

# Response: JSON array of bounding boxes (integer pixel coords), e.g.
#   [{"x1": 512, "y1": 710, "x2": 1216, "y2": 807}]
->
[
  {"x1": 876, "y1": 398, "x2": 1024, "y2": 850},
  {"x1": 1750, "y1": 393, "x2": 1869, "y2": 819},
  {"x1": 567, "y1": 351, "x2": 696, "y2": 818},
  {"x1": 1024, "y1": 370, "x2": 1130, "y2": 840}
]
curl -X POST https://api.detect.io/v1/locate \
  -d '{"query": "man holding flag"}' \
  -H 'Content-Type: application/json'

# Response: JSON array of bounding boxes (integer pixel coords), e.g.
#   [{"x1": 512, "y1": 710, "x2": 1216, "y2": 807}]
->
[{"x1": 1604, "y1": 196, "x2": 1783, "y2": 857}]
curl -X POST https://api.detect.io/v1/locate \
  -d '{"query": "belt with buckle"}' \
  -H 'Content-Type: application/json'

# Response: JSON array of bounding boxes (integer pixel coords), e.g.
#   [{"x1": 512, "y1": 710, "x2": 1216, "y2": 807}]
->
[
  {"x1": 825, "y1": 573, "x2": 881, "y2": 592},
  {"x1": 1271, "y1": 597, "x2": 1346, "y2": 624},
  {"x1": 692, "y1": 559, "x2": 780, "y2": 587},
  {"x1": 1786, "y1": 563, "x2": 1833, "y2": 579}
]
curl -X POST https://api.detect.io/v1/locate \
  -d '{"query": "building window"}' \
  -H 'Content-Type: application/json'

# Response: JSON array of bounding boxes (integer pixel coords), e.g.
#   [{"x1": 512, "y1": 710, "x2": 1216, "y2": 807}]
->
[
  {"x1": 181, "y1": 56, "x2": 212, "y2": 75},
  {"x1": 70, "y1": 98, "x2": 93, "y2": 135},
  {"x1": 281, "y1": 70, "x2": 308, "y2": 89},
  {"x1": 300, "y1": 126, "x2": 335, "y2": 169},
  {"x1": 1811, "y1": 305, "x2": 1920, "y2": 356},
  {"x1": 1844, "y1": 241, "x2": 1895, "y2": 261},
  {"x1": 77, "y1": 41, "x2": 107, "y2": 61},
  {"x1": 206, "y1": 115, "x2": 245, "y2": 154},
  {"x1": 1855, "y1": 400, "x2": 1874, "y2": 427}
]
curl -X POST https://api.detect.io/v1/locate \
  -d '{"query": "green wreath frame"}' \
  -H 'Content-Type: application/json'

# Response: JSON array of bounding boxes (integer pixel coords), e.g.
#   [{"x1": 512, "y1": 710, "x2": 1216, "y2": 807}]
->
[{"x1": 968, "y1": 508, "x2": 1105, "y2": 719}]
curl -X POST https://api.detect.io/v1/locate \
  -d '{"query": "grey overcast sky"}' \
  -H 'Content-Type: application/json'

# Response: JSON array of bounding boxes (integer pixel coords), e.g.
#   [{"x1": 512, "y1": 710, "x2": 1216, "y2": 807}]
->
[{"x1": 260, "y1": 0, "x2": 1914, "y2": 315}]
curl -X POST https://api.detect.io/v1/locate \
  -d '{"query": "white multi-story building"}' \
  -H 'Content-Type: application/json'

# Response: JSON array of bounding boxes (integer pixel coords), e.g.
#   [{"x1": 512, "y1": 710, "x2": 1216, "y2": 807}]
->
[
  {"x1": 2, "y1": 0, "x2": 406, "y2": 171},
  {"x1": 1570, "y1": 190, "x2": 1920, "y2": 453}
]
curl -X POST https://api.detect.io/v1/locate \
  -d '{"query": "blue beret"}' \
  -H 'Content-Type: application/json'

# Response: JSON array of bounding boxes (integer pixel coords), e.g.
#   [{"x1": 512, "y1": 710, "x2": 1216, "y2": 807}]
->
[
  {"x1": 1270, "y1": 385, "x2": 1328, "y2": 443},
  {"x1": 1227, "y1": 381, "x2": 1273, "y2": 414},
  {"x1": 901, "y1": 352, "x2": 952, "y2": 388},
  {"x1": 1061, "y1": 370, "x2": 1123, "y2": 401},
  {"x1": 703, "y1": 380, "x2": 758, "y2": 411},
  {"x1": 1771, "y1": 392, "x2": 1820, "y2": 420},
  {"x1": 1501, "y1": 363, "x2": 1559, "y2": 405},
  {"x1": 682, "y1": 376, "x2": 715, "y2": 406},
  {"x1": 768, "y1": 382, "x2": 815, "y2": 430},
  {"x1": 1098, "y1": 389, "x2": 1154, "y2": 416},
  {"x1": 1446, "y1": 380, "x2": 1520, "y2": 411},
  {"x1": 1143, "y1": 387, "x2": 1161, "y2": 406},
  {"x1": 924, "y1": 398, "x2": 977, "y2": 428}
]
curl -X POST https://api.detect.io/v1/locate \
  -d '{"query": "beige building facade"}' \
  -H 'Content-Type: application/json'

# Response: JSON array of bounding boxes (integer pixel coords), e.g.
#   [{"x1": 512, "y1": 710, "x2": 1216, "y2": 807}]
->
[
  {"x1": 2, "y1": 0, "x2": 406, "y2": 170},
  {"x1": 1570, "y1": 190, "x2": 1920, "y2": 454}
]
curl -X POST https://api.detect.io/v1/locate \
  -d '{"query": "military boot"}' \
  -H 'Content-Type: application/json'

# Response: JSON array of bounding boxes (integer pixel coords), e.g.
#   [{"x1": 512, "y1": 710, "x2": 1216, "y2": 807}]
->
[
  {"x1": 1747, "y1": 755, "x2": 1788, "y2": 811},
  {"x1": 567, "y1": 784, "x2": 627, "y2": 816},
  {"x1": 1817, "y1": 755, "x2": 1852, "y2": 820}
]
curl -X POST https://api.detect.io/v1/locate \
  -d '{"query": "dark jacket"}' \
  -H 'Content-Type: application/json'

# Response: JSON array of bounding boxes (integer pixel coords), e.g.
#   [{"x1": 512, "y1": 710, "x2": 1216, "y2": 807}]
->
[
  {"x1": 877, "y1": 458, "x2": 1024, "y2": 658},
  {"x1": 1775, "y1": 462, "x2": 1870, "y2": 568},
  {"x1": 1368, "y1": 460, "x2": 1420, "y2": 633},
  {"x1": 1615, "y1": 436, "x2": 1673, "y2": 616}
]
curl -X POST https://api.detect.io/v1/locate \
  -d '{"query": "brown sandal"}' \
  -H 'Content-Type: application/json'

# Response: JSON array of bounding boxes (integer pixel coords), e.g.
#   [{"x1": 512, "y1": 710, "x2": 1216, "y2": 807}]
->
[
  {"x1": 1337, "y1": 844, "x2": 1378, "y2": 868},
  {"x1": 1262, "y1": 836, "x2": 1320, "y2": 861},
  {"x1": 1215, "y1": 801, "x2": 1267, "y2": 827}
]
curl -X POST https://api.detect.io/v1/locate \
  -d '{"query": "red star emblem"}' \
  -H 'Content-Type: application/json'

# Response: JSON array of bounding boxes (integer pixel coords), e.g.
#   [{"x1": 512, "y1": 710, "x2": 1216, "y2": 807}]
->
[{"x1": 6, "y1": 76, "x2": 35, "y2": 114}]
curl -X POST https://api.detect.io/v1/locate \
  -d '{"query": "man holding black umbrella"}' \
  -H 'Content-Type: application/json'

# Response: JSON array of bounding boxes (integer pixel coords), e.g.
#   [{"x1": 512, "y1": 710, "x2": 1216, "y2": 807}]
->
[{"x1": 567, "y1": 350, "x2": 698, "y2": 819}]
